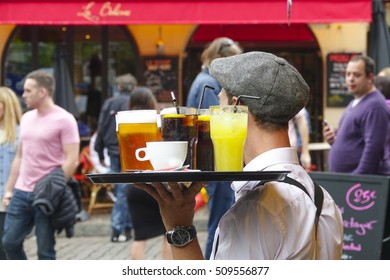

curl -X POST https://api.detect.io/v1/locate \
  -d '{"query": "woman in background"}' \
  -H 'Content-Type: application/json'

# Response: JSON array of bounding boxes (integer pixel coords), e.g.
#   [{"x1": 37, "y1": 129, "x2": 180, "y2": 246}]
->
[
  {"x1": 0, "y1": 87, "x2": 22, "y2": 259},
  {"x1": 185, "y1": 37, "x2": 243, "y2": 259},
  {"x1": 127, "y1": 86, "x2": 172, "y2": 260}
]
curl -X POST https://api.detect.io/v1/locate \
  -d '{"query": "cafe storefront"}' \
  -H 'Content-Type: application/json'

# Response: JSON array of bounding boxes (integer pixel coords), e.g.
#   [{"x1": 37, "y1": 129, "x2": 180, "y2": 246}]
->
[{"x1": 0, "y1": 0, "x2": 372, "y2": 138}]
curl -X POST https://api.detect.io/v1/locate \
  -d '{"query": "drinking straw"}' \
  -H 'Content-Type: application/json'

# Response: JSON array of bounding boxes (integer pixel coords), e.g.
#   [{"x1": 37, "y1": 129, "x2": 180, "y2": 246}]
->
[
  {"x1": 198, "y1": 85, "x2": 215, "y2": 110},
  {"x1": 170, "y1": 91, "x2": 180, "y2": 113}
]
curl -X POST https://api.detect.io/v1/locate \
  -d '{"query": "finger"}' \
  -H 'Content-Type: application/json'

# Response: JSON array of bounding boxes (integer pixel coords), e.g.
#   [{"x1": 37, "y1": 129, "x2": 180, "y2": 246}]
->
[
  {"x1": 134, "y1": 183, "x2": 162, "y2": 202},
  {"x1": 187, "y1": 181, "x2": 207, "y2": 196},
  {"x1": 167, "y1": 182, "x2": 185, "y2": 200},
  {"x1": 151, "y1": 182, "x2": 175, "y2": 202}
]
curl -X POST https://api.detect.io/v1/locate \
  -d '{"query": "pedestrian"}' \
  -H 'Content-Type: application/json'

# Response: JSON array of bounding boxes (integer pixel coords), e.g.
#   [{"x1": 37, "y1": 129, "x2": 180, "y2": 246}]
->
[
  {"x1": 127, "y1": 86, "x2": 172, "y2": 260},
  {"x1": 2, "y1": 70, "x2": 80, "y2": 259},
  {"x1": 288, "y1": 108, "x2": 312, "y2": 170},
  {"x1": 323, "y1": 55, "x2": 390, "y2": 174},
  {"x1": 186, "y1": 37, "x2": 243, "y2": 259},
  {"x1": 374, "y1": 74, "x2": 390, "y2": 259},
  {"x1": 186, "y1": 37, "x2": 243, "y2": 109},
  {"x1": 374, "y1": 75, "x2": 390, "y2": 163},
  {"x1": 374, "y1": 75, "x2": 390, "y2": 102},
  {"x1": 89, "y1": 131, "x2": 110, "y2": 174},
  {"x1": 135, "y1": 51, "x2": 344, "y2": 260},
  {"x1": 0, "y1": 87, "x2": 22, "y2": 260},
  {"x1": 94, "y1": 73, "x2": 137, "y2": 242}
]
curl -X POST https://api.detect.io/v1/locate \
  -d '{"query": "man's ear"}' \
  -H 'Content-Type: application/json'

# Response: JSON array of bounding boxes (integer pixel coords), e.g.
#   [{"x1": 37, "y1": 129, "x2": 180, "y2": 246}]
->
[
  {"x1": 39, "y1": 87, "x2": 48, "y2": 97},
  {"x1": 368, "y1": 72, "x2": 375, "y2": 83},
  {"x1": 231, "y1": 96, "x2": 238, "y2": 105}
]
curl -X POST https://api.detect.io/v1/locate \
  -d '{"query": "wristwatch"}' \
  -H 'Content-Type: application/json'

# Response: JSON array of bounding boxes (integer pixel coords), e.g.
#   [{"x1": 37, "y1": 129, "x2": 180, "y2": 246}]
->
[{"x1": 166, "y1": 226, "x2": 197, "y2": 247}]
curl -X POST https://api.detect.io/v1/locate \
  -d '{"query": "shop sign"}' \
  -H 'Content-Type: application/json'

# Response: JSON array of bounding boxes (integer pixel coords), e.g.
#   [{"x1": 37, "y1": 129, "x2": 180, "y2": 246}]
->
[{"x1": 77, "y1": 1, "x2": 131, "y2": 24}]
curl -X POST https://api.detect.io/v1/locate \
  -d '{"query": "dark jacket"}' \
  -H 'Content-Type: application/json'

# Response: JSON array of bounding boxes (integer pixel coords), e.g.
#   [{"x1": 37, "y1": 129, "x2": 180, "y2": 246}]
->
[
  {"x1": 94, "y1": 93, "x2": 130, "y2": 161},
  {"x1": 33, "y1": 168, "x2": 79, "y2": 238}
]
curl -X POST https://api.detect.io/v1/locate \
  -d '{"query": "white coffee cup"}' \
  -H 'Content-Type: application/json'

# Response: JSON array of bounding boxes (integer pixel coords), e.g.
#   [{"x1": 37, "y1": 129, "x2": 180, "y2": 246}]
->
[{"x1": 135, "y1": 141, "x2": 188, "y2": 170}]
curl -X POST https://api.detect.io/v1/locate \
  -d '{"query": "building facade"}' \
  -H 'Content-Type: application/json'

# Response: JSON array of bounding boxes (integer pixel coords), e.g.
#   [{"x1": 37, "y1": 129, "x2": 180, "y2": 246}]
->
[{"x1": 0, "y1": 0, "x2": 377, "y2": 141}]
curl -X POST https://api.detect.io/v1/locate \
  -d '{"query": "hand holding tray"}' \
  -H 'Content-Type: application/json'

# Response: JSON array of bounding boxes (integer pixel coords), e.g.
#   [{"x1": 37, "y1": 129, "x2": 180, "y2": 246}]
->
[{"x1": 86, "y1": 170, "x2": 290, "y2": 184}]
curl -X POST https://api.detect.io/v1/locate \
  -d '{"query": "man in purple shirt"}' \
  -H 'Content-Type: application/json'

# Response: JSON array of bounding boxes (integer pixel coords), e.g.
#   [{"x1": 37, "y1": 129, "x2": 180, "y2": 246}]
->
[{"x1": 323, "y1": 55, "x2": 390, "y2": 175}]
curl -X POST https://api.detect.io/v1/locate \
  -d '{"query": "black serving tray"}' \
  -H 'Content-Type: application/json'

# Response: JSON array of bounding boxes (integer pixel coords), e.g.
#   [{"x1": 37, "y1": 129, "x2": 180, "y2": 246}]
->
[{"x1": 86, "y1": 170, "x2": 290, "y2": 184}]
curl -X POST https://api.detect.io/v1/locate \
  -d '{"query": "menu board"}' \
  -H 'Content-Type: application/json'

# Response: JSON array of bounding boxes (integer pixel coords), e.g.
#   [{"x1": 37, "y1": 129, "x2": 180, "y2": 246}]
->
[
  {"x1": 142, "y1": 56, "x2": 178, "y2": 103},
  {"x1": 326, "y1": 53, "x2": 361, "y2": 107},
  {"x1": 310, "y1": 172, "x2": 390, "y2": 260}
]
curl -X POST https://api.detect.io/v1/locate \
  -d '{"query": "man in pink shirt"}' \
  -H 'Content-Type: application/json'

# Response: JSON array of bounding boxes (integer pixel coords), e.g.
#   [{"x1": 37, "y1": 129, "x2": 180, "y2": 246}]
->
[{"x1": 2, "y1": 70, "x2": 80, "y2": 259}]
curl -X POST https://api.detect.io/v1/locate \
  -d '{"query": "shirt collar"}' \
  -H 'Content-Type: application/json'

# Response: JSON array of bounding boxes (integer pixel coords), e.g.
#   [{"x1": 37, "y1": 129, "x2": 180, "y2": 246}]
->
[
  {"x1": 232, "y1": 147, "x2": 300, "y2": 197},
  {"x1": 352, "y1": 95, "x2": 365, "y2": 107}
]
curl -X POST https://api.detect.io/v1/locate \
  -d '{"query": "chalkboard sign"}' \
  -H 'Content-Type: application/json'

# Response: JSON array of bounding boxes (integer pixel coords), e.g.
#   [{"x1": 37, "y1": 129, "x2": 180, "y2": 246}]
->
[
  {"x1": 309, "y1": 172, "x2": 390, "y2": 260},
  {"x1": 326, "y1": 53, "x2": 361, "y2": 107},
  {"x1": 142, "y1": 56, "x2": 178, "y2": 103}
]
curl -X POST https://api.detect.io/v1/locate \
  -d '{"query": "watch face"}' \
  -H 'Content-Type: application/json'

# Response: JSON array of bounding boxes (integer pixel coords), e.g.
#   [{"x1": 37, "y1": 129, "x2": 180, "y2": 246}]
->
[{"x1": 171, "y1": 228, "x2": 191, "y2": 246}]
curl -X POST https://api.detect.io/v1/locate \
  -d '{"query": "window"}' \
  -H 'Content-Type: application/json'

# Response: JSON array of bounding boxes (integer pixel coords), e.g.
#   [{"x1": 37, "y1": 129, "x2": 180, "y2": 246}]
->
[{"x1": 3, "y1": 25, "x2": 139, "y2": 130}]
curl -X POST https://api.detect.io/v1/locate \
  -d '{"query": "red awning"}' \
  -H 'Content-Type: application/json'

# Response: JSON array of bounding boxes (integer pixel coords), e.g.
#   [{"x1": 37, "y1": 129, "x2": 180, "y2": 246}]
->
[
  {"x1": 192, "y1": 24, "x2": 316, "y2": 42},
  {"x1": 0, "y1": 0, "x2": 372, "y2": 25}
]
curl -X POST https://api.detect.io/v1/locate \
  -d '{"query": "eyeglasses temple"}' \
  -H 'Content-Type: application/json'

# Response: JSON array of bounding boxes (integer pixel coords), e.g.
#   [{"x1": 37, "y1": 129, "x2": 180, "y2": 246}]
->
[{"x1": 234, "y1": 95, "x2": 261, "y2": 113}]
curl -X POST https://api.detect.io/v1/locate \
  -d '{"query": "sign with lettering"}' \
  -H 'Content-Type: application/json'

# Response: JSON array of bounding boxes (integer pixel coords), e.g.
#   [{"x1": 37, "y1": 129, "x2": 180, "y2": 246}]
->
[
  {"x1": 142, "y1": 56, "x2": 178, "y2": 103},
  {"x1": 0, "y1": 1, "x2": 373, "y2": 25},
  {"x1": 77, "y1": 1, "x2": 131, "y2": 23},
  {"x1": 326, "y1": 52, "x2": 361, "y2": 107},
  {"x1": 309, "y1": 172, "x2": 390, "y2": 260}
]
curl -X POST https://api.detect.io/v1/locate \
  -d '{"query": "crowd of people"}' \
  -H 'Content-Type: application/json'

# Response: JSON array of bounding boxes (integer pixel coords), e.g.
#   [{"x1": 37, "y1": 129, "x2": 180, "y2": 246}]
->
[
  {"x1": 1, "y1": 70, "x2": 80, "y2": 259},
  {"x1": 1, "y1": 41, "x2": 389, "y2": 260}
]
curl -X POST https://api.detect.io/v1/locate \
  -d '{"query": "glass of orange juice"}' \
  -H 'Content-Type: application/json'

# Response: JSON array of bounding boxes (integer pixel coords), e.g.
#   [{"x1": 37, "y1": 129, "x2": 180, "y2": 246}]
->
[{"x1": 209, "y1": 105, "x2": 248, "y2": 171}]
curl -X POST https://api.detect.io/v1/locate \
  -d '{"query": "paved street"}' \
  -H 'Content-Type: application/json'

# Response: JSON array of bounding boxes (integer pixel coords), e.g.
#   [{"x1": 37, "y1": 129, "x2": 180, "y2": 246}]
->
[
  {"x1": 24, "y1": 232, "x2": 208, "y2": 260},
  {"x1": 23, "y1": 206, "x2": 209, "y2": 260}
]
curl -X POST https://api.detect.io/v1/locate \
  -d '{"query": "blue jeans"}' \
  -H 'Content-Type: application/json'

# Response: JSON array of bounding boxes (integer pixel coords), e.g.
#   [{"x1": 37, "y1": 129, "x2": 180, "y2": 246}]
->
[
  {"x1": 110, "y1": 154, "x2": 132, "y2": 234},
  {"x1": 205, "y1": 181, "x2": 234, "y2": 259},
  {"x1": 2, "y1": 189, "x2": 56, "y2": 260}
]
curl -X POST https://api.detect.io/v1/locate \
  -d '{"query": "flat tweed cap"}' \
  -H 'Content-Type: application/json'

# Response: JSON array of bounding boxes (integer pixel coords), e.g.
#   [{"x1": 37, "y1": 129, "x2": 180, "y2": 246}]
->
[{"x1": 209, "y1": 51, "x2": 309, "y2": 124}]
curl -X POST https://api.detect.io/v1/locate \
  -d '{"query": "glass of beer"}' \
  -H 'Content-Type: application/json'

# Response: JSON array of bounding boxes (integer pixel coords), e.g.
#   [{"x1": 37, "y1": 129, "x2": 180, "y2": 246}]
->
[
  {"x1": 116, "y1": 110, "x2": 159, "y2": 171},
  {"x1": 195, "y1": 109, "x2": 214, "y2": 171},
  {"x1": 209, "y1": 105, "x2": 248, "y2": 171},
  {"x1": 160, "y1": 106, "x2": 198, "y2": 169}
]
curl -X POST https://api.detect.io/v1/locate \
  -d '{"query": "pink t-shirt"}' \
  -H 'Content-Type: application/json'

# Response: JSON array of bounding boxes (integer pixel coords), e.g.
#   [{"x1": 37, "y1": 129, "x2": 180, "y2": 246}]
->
[{"x1": 15, "y1": 105, "x2": 80, "y2": 192}]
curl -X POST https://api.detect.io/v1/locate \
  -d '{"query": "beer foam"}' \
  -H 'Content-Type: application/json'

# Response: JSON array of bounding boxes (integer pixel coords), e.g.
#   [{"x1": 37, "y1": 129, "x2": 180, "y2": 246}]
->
[
  {"x1": 116, "y1": 110, "x2": 157, "y2": 124},
  {"x1": 160, "y1": 107, "x2": 177, "y2": 115},
  {"x1": 157, "y1": 114, "x2": 161, "y2": 128}
]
